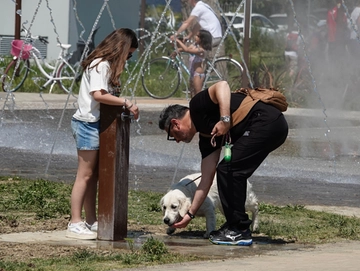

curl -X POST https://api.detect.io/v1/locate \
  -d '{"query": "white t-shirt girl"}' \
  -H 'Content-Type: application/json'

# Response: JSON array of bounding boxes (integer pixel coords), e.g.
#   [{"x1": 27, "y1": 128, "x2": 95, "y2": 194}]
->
[{"x1": 73, "y1": 59, "x2": 117, "y2": 122}]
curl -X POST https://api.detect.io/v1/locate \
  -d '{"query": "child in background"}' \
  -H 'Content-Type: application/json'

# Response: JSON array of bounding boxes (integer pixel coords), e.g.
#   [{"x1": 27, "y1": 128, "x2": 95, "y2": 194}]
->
[{"x1": 172, "y1": 29, "x2": 212, "y2": 97}]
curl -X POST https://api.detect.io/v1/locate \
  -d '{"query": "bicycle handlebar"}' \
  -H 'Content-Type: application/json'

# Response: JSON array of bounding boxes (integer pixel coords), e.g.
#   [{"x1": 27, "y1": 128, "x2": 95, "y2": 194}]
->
[
  {"x1": 21, "y1": 28, "x2": 49, "y2": 45},
  {"x1": 38, "y1": 36, "x2": 49, "y2": 44}
]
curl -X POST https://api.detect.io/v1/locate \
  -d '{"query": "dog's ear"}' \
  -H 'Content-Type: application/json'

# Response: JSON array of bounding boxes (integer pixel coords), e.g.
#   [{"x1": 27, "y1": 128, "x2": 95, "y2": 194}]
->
[{"x1": 178, "y1": 197, "x2": 191, "y2": 218}]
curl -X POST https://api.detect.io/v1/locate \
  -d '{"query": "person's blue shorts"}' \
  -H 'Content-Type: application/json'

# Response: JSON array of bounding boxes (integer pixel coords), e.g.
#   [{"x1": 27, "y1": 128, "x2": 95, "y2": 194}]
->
[{"x1": 71, "y1": 118, "x2": 100, "y2": 150}]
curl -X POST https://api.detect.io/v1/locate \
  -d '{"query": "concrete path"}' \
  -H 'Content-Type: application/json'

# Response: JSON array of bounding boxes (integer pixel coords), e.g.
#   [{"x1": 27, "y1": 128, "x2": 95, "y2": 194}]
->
[{"x1": 121, "y1": 241, "x2": 360, "y2": 271}]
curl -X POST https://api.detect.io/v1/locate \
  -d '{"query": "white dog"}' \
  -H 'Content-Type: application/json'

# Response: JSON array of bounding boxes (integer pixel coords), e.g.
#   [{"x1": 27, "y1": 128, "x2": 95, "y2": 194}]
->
[{"x1": 160, "y1": 173, "x2": 259, "y2": 238}]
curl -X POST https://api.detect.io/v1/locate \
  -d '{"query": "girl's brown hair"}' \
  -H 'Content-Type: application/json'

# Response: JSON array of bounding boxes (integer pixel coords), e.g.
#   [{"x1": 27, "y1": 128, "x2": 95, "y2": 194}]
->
[{"x1": 82, "y1": 28, "x2": 138, "y2": 87}]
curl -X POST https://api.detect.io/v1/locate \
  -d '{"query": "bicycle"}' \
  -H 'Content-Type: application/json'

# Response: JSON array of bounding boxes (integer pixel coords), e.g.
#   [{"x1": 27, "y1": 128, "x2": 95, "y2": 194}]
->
[
  {"x1": 141, "y1": 45, "x2": 243, "y2": 99},
  {"x1": 1, "y1": 28, "x2": 76, "y2": 93}
]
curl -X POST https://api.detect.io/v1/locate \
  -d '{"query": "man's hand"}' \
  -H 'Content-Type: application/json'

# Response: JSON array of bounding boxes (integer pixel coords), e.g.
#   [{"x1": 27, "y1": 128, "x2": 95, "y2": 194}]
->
[
  {"x1": 172, "y1": 213, "x2": 192, "y2": 229},
  {"x1": 211, "y1": 121, "x2": 230, "y2": 137}
]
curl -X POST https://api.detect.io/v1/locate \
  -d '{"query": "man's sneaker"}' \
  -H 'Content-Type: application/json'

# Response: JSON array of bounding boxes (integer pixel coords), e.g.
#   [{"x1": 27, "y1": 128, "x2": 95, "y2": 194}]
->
[
  {"x1": 66, "y1": 221, "x2": 97, "y2": 240},
  {"x1": 209, "y1": 222, "x2": 228, "y2": 238},
  {"x1": 85, "y1": 221, "x2": 98, "y2": 232},
  {"x1": 209, "y1": 228, "x2": 252, "y2": 246}
]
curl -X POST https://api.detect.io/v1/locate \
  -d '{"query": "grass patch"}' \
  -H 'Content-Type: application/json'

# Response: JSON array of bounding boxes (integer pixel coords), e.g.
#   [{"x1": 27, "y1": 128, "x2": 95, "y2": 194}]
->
[
  {"x1": 1, "y1": 176, "x2": 360, "y2": 270},
  {"x1": 259, "y1": 203, "x2": 360, "y2": 243},
  {"x1": 0, "y1": 177, "x2": 71, "y2": 219}
]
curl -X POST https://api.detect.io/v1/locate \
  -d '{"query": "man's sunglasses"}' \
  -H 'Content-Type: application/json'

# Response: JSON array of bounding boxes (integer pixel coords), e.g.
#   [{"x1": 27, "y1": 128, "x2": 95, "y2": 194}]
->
[{"x1": 167, "y1": 124, "x2": 176, "y2": 141}]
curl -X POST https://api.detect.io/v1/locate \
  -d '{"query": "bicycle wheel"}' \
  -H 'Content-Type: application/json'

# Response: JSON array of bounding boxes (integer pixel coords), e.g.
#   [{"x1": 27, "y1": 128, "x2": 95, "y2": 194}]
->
[
  {"x1": 206, "y1": 58, "x2": 243, "y2": 90},
  {"x1": 142, "y1": 57, "x2": 180, "y2": 99},
  {"x1": 2, "y1": 59, "x2": 30, "y2": 92},
  {"x1": 57, "y1": 62, "x2": 77, "y2": 93}
]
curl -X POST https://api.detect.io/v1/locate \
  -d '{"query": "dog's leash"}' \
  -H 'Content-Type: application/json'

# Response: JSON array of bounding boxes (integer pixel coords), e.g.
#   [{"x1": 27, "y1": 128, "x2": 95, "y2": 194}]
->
[
  {"x1": 185, "y1": 134, "x2": 230, "y2": 187},
  {"x1": 185, "y1": 175, "x2": 202, "y2": 186}
]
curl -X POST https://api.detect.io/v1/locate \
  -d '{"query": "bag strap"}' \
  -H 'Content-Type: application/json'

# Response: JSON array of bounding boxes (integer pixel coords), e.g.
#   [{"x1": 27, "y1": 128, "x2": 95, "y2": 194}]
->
[
  {"x1": 203, "y1": 2, "x2": 222, "y2": 26},
  {"x1": 231, "y1": 94, "x2": 259, "y2": 127},
  {"x1": 203, "y1": 2, "x2": 217, "y2": 17}
]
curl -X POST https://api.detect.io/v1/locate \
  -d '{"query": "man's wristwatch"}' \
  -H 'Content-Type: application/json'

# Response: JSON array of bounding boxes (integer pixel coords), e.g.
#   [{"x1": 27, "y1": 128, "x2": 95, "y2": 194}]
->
[
  {"x1": 187, "y1": 211, "x2": 195, "y2": 219},
  {"x1": 220, "y1": 116, "x2": 231, "y2": 123}
]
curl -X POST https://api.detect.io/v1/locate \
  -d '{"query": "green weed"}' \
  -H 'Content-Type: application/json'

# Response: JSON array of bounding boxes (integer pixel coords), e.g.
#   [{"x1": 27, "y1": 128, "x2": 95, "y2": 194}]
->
[{"x1": 0, "y1": 177, "x2": 71, "y2": 219}]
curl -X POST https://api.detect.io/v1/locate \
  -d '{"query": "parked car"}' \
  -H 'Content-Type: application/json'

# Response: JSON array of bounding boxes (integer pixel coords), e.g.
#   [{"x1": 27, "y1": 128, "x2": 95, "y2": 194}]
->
[
  {"x1": 310, "y1": 8, "x2": 327, "y2": 23},
  {"x1": 224, "y1": 12, "x2": 279, "y2": 38},
  {"x1": 269, "y1": 13, "x2": 325, "y2": 33},
  {"x1": 269, "y1": 13, "x2": 288, "y2": 31}
]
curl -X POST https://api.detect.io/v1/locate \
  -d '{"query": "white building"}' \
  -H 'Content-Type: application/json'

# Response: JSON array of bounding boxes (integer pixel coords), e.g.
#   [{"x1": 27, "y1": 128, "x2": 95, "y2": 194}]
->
[{"x1": 0, "y1": 0, "x2": 140, "y2": 61}]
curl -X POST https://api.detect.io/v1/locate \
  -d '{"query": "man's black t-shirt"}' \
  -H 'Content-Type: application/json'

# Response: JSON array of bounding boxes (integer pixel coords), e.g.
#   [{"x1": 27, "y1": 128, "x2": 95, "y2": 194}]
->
[{"x1": 189, "y1": 88, "x2": 282, "y2": 159}]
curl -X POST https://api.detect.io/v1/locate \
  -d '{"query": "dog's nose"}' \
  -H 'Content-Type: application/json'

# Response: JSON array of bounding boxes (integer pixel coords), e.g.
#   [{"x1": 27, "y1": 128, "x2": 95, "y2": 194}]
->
[{"x1": 163, "y1": 218, "x2": 170, "y2": 225}]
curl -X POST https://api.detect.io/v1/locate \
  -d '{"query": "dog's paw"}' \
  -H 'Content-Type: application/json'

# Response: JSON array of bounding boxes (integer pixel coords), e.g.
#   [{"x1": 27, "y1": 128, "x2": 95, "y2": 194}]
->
[{"x1": 166, "y1": 227, "x2": 176, "y2": 235}]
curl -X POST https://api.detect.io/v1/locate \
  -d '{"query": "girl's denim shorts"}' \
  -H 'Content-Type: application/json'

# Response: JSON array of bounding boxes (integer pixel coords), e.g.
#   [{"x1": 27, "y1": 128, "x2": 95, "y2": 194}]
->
[{"x1": 71, "y1": 118, "x2": 100, "y2": 150}]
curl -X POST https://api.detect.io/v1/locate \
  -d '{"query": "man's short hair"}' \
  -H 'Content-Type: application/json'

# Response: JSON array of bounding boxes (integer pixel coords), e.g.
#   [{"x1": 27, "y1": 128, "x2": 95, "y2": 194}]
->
[{"x1": 159, "y1": 105, "x2": 189, "y2": 130}]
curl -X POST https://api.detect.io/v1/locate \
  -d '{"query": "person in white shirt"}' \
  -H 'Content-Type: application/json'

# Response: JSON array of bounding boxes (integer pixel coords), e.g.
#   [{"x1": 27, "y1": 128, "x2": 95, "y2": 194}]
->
[
  {"x1": 66, "y1": 28, "x2": 139, "y2": 240},
  {"x1": 348, "y1": 1, "x2": 360, "y2": 60},
  {"x1": 171, "y1": 0, "x2": 222, "y2": 47}
]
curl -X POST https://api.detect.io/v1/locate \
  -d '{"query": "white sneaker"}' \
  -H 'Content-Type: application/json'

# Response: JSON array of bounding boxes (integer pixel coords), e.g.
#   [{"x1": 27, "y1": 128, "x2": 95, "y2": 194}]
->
[
  {"x1": 66, "y1": 221, "x2": 97, "y2": 240},
  {"x1": 85, "y1": 221, "x2": 98, "y2": 232},
  {"x1": 182, "y1": 89, "x2": 190, "y2": 94}
]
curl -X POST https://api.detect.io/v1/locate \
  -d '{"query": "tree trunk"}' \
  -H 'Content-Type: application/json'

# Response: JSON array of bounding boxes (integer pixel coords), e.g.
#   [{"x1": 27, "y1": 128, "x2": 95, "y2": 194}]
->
[{"x1": 181, "y1": 0, "x2": 191, "y2": 20}]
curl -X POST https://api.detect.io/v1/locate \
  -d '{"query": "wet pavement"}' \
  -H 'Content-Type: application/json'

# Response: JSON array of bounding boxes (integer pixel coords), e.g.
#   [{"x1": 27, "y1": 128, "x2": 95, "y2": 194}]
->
[{"x1": 1, "y1": 92, "x2": 360, "y2": 270}]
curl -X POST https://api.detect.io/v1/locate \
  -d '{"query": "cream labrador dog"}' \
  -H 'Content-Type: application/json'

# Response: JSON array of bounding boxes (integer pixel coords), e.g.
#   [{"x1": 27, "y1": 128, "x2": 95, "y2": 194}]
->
[{"x1": 160, "y1": 173, "x2": 259, "y2": 238}]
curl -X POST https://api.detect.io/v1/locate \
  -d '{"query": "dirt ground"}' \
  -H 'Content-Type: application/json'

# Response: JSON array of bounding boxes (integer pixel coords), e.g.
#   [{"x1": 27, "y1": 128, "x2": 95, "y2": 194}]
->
[{"x1": 0, "y1": 216, "x2": 169, "y2": 262}]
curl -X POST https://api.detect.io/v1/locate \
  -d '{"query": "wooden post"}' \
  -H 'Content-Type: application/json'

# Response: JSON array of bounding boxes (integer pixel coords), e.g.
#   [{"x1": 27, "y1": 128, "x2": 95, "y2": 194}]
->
[
  {"x1": 97, "y1": 104, "x2": 130, "y2": 241},
  {"x1": 15, "y1": 0, "x2": 22, "y2": 40},
  {"x1": 242, "y1": 0, "x2": 251, "y2": 88}
]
